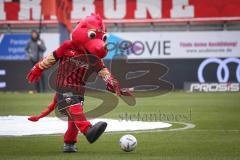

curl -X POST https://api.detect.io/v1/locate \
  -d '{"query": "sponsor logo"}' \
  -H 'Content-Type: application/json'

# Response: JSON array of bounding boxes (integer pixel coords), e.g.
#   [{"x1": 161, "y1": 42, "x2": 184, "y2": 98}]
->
[
  {"x1": 106, "y1": 34, "x2": 172, "y2": 59},
  {"x1": 0, "y1": 34, "x2": 30, "y2": 60},
  {"x1": 187, "y1": 83, "x2": 240, "y2": 92},
  {"x1": 69, "y1": 58, "x2": 89, "y2": 69},
  {"x1": 198, "y1": 58, "x2": 240, "y2": 83}
]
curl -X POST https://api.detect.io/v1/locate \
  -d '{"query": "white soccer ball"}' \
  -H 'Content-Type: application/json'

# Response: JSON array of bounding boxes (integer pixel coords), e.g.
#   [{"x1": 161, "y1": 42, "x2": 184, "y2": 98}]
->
[{"x1": 119, "y1": 134, "x2": 137, "y2": 152}]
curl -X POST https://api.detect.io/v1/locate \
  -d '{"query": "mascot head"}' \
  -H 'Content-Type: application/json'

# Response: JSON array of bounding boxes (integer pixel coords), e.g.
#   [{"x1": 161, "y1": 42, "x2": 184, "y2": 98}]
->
[{"x1": 71, "y1": 13, "x2": 108, "y2": 59}]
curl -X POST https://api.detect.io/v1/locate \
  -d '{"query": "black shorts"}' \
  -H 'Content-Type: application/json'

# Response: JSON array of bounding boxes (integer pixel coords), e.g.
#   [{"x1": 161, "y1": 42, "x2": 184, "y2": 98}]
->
[{"x1": 56, "y1": 92, "x2": 84, "y2": 116}]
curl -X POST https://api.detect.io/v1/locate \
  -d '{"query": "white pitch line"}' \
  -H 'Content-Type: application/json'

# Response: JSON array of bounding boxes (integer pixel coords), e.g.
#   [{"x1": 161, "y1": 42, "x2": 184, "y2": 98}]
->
[
  {"x1": 104, "y1": 121, "x2": 196, "y2": 134},
  {"x1": 181, "y1": 129, "x2": 240, "y2": 132}
]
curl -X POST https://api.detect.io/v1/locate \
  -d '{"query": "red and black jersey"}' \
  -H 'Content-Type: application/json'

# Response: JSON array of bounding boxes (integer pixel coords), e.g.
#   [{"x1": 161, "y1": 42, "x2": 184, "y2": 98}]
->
[{"x1": 53, "y1": 41, "x2": 105, "y2": 95}]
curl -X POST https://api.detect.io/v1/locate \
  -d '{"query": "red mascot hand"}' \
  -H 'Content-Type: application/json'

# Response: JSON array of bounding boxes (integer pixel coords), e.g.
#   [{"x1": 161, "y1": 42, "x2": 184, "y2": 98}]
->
[
  {"x1": 27, "y1": 63, "x2": 43, "y2": 83},
  {"x1": 28, "y1": 116, "x2": 40, "y2": 122},
  {"x1": 106, "y1": 76, "x2": 121, "y2": 96}
]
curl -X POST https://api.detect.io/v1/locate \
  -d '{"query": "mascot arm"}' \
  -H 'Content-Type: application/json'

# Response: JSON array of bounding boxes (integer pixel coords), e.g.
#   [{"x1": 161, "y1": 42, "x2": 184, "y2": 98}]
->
[
  {"x1": 38, "y1": 53, "x2": 57, "y2": 70},
  {"x1": 98, "y1": 68, "x2": 121, "y2": 96},
  {"x1": 28, "y1": 94, "x2": 57, "y2": 122},
  {"x1": 27, "y1": 53, "x2": 57, "y2": 83},
  {"x1": 26, "y1": 41, "x2": 70, "y2": 84},
  {"x1": 98, "y1": 68, "x2": 133, "y2": 97}
]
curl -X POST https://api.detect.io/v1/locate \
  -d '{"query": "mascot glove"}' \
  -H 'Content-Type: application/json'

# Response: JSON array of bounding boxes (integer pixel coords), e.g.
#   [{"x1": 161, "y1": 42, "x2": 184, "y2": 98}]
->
[
  {"x1": 105, "y1": 76, "x2": 121, "y2": 96},
  {"x1": 107, "y1": 85, "x2": 133, "y2": 97},
  {"x1": 27, "y1": 63, "x2": 43, "y2": 83},
  {"x1": 120, "y1": 88, "x2": 133, "y2": 97}
]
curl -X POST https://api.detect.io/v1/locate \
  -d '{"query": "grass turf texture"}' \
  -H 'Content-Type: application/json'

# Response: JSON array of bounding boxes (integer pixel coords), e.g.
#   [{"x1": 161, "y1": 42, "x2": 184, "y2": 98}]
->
[{"x1": 0, "y1": 92, "x2": 239, "y2": 160}]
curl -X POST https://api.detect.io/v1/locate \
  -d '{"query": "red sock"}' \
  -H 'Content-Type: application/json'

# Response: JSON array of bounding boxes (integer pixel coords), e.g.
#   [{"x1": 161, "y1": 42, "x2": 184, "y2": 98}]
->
[
  {"x1": 67, "y1": 104, "x2": 91, "y2": 134},
  {"x1": 64, "y1": 119, "x2": 79, "y2": 143}
]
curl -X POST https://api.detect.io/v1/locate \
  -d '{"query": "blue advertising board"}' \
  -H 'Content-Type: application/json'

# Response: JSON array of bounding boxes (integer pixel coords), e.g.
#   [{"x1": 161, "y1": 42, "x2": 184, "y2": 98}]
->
[{"x1": 0, "y1": 34, "x2": 30, "y2": 60}]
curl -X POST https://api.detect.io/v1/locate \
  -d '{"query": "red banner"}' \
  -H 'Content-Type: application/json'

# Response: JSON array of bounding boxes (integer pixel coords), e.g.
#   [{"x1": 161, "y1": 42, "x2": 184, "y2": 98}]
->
[
  {"x1": 55, "y1": 0, "x2": 72, "y2": 32},
  {"x1": 1, "y1": 0, "x2": 240, "y2": 24}
]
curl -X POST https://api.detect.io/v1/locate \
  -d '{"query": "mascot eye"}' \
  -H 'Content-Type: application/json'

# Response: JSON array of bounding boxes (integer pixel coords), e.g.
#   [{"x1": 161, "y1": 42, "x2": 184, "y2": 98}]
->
[
  {"x1": 102, "y1": 34, "x2": 108, "y2": 42},
  {"x1": 88, "y1": 31, "x2": 96, "y2": 39}
]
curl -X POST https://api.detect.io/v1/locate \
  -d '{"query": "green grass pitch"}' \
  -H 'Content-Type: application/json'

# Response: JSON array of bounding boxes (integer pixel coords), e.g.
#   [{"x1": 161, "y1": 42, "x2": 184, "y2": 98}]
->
[{"x1": 0, "y1": 91, "x2": 239, "y2": 160}]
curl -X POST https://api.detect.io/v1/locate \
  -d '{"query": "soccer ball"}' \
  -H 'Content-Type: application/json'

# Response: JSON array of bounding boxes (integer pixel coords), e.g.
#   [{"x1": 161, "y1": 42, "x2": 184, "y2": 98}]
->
[{"x1": 119, "y1": 134, "x2": 137, "y2": 152}]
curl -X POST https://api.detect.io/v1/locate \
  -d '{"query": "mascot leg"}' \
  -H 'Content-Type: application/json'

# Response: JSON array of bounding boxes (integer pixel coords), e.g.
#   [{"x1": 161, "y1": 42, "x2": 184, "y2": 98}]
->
[
  {"x1": 59, "y1": 93, "x2": 107, "y2": 152},
  {"x1": 63, "y1": 119, "x2": 78, "y2": 152},
  {"x1": 63, "y1": 104, "x2": 90, "y2": 153},
  {"x1": 67, "y1": 104, "x2": 107, "y2": 144},
  {"x1": 64, "y1": 119, "x2": 79, "y2": 143},
  {"x1": 68, "y1": 104, "x2": 91, "y2": 134}
]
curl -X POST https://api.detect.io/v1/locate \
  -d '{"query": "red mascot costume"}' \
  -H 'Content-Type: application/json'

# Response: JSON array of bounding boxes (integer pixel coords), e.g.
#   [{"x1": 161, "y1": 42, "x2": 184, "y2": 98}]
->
[{"x1": 27, "y1": 13, "x2": 132, "y2": 152}]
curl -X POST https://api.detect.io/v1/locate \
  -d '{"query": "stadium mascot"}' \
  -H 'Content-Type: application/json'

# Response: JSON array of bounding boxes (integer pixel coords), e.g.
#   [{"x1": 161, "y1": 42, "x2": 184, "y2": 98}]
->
[{"x1": 27, "y1": 13, "x2": 132, "y2": 152}]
